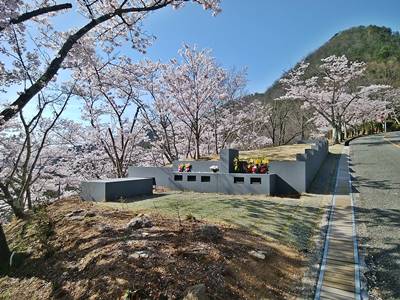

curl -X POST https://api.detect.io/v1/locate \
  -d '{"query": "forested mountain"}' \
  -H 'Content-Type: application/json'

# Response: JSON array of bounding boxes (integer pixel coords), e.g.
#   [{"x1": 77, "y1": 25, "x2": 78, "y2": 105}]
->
[{"x1": 249, "y1": 25, "x2": 400, "y2": 104}]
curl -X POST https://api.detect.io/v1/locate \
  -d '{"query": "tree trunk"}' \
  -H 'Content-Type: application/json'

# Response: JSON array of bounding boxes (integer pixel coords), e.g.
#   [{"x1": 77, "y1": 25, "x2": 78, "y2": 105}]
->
[
  {"x1": 195, "y1": 136, "x2": 200, "y2": 160},
  {"x1": 332, "y1": 126, "x2": 340, "y2": 144},
  {"x1": 0, "y1": 223, "x2": 10, "y2": 266},
  {"x1": 10, "y1": 202, "x2": 25, "y2": 220},
  {"x1": 194, "y1": 122, "x2": 201, "y2": 159},
  {"x1": 27, "y1": 189, "x2": 32, "y2": 210}
]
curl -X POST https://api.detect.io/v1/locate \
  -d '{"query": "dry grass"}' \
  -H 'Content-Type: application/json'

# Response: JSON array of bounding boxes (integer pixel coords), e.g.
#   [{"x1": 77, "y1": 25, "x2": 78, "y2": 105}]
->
[
  {"x1": 1, "y1": 198, "x2": 310, "y2": 300},
  {"x1": 239, "y1": 143, "x2": 314, "y2": 161},
  {"x1": 183, "y1": 143, "x2": 314, "y2": 162},
  {"x1": 101, "y1": 191, "x2": 325, "y2": 251}
]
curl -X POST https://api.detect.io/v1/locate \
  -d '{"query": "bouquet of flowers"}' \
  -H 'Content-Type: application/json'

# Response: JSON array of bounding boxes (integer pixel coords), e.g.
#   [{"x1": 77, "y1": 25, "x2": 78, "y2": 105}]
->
[
  {"x1": 246, "y1": 158, "x2": 269, "y2": 174},
  {"x1": 259, "y1": 163, "x2": 268, "y2": 174},
  {"x1": 178, "y1": 163, "x2": 192, "y2": 172}
]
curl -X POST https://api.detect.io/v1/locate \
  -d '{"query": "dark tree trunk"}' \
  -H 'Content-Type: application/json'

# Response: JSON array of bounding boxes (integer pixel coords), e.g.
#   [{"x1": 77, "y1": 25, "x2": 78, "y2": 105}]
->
[
  {"x1": 332, "y1": 125, "x2": 341, "y2": 144},
  {"x1": 0, "y1": 224, "x2": 10, "y2": 266},
  {"x1": 195, "y1": 137, "x2": 201, "y2": 159},
  {"x1": 0, "y1": 3, "x2": 72, "y2": 32}
]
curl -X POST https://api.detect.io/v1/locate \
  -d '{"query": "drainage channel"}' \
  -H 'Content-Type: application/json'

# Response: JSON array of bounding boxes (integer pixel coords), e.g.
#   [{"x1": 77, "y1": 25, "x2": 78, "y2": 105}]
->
[{"x1": 314, "y1": 146, "x2": 361, "y2": 300}]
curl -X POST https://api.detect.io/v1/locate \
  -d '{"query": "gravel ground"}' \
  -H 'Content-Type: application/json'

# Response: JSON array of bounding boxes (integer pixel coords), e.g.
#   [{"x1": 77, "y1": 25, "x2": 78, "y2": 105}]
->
[{"x1": 350, "y1": 131, "x2": 400, "y2": 300}]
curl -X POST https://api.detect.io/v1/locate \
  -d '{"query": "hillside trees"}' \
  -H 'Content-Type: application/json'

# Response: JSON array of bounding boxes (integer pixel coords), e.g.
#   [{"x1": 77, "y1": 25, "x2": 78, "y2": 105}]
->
[
  {"x1": 198, "y1": 98, "x2": 273, "y2": 153},
  {"x1": 0, "y1": 0, "x2": 222, "y2": 125},
  {"x1": 279, "y1": 55, "x2": 390, "y2": 143},
  {"x1": 261, "y1": 99, "x2": 313, "y2": 146}
]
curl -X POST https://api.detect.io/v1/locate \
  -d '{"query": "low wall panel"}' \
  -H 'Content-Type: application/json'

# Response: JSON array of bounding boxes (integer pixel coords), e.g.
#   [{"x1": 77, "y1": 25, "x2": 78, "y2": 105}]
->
[{"x1": 81, "y1": 178, "x2": 153, "y2": 202}]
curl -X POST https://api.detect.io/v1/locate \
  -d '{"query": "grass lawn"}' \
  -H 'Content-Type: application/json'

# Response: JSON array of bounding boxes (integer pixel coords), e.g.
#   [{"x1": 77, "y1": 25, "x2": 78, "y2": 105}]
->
[{"x1": 100, "y1": 192, "x2": 326, "y2": 252}]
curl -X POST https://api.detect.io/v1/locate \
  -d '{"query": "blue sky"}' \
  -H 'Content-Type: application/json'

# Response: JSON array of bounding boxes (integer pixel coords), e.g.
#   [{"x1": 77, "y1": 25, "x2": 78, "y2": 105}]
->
[{"x1": 136, "y1": 0, "x2": 400, "y2": 93}]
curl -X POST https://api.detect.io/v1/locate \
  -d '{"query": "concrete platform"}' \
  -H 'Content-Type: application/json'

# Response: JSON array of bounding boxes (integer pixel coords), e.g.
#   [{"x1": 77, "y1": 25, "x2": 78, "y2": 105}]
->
[{"x1": 80, "y1": 178, "x2": 153, "y2": 202}]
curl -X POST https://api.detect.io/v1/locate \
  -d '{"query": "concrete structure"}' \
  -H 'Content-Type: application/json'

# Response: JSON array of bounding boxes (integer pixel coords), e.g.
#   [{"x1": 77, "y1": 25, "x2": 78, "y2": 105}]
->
[
  {"x1": 170, "y1": 172, "x2": 276, "y2": 195},
  {"x1": 128, "y1": 140, "x2": 329, "y2": 196},
  {"x1": 269, "y1": 139, "x2": 329, "y2": 194},
  {"x1": 80, "y1": 177, "x2": 153, "y2": 202}
]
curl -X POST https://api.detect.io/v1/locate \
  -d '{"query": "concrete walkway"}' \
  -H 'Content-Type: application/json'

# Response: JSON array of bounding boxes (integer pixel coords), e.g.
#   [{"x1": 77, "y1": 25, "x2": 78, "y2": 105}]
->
[{"x1": 314, "y1": 146, "x2": 361, "y2": 300}]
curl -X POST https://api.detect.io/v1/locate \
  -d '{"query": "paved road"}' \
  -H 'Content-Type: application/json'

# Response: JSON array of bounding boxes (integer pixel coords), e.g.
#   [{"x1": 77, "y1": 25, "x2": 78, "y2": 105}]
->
[{"x1": 350, "y1": 131, "x2": 400, "y2": 300}]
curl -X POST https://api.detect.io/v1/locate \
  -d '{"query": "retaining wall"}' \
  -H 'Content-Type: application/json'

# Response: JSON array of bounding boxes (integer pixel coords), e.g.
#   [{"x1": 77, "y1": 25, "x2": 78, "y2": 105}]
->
[{"x1": 269, "y1": 139, "x2": 328, "y2": 194}]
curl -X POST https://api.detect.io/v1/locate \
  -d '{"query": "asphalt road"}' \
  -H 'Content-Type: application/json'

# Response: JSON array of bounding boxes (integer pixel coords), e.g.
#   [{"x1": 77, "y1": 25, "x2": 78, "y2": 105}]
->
[{"x1": 350, "y1": 131, "x2": 400, "y2": 300}]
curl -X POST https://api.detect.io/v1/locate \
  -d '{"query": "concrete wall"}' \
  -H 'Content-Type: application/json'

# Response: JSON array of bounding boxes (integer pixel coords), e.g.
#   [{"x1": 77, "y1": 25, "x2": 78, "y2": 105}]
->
[
  {"x1": 268, "y1": 139, "x2": 328, "y2": 194},
  {"x1": 219, "y1": 149, "x2": 239, "y2": 173},
  {"x1": 305, "y1": 140, "x2": 329, "y2": 188},
  {"x1": 128, "y1": 167, "x2": 176, "y2": 188},
  {"x1": 80, "y1": 181, "x2": 106, "y2": 202},
  {"x1": 81, "y1": 178, "x2": 153, "y2": 202},
  {"x1": 171, "y1": 149, "x2": 238, "y2": 173},
  {"x1": 170, "y1": 172, "x2": 275, "y2": 195},
  {"x1": 172, "y1": 160, "x2": 221, "y2": 173},
  {"x1": 269, "y1": 160, "x2": 306, "y2": 194}
]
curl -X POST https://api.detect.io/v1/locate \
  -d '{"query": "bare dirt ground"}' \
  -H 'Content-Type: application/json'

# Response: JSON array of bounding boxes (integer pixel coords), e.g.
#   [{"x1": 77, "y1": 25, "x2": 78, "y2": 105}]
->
[{"x1": 1, "y1": 198, "x2": 308, "y2": 300}]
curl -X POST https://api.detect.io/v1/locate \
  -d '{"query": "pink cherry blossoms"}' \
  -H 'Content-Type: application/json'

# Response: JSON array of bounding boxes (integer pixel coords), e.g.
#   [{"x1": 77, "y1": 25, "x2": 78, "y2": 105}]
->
[{"x1": 279, "y1": 55, "x2": 392, "y2": 143}]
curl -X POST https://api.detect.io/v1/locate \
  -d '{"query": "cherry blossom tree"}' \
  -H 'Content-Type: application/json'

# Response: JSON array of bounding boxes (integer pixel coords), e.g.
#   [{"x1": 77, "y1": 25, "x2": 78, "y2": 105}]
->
[
  {"x1": 138, "y1": 50, "x2": 249, "y2": 162},
  {"x1": 0, "y1": 0, "x2": 222, "y2": 125},
  {"x1": 208, "y1": 99, "x2": 273, "y2": 151},
  {"x1": 207, "y1": 68, "x2": 247, "y2": 154},
  {"x1": 73, "y1": 56, "x2": 152, "y2": 177},
  {"x1": 139, "y1": 62, "x2": 184, "y2": 164},
  {"x1": 386, "y1": 88, "x2": 400, "y2": 125},
  {"x1": 0, "y1": 89, "x2": 72, "y2": 219},
  {"x1": 279, "y1": 55, "x2": 390, "y2": 143},
  {"x1": 160, "y1": 44, "x2": 229, "y2": 159},
  {"x1": 50, "y1": 120, "x2": 118, "y2": 183}
]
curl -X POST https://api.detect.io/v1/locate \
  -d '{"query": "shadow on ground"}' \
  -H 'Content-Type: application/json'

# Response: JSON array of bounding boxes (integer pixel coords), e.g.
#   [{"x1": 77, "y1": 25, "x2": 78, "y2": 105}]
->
[
  {"x1": 354, "y1": 206, "x2": 400, "y2": 299},
  {"x1": 308, "y1": 152, "x2": 341, "y2": 195}
]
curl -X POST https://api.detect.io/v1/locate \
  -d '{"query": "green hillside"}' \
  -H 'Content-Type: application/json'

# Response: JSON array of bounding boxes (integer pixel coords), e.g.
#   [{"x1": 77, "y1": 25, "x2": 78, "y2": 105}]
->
[{"x1": 250, "y1": 25, "x2": 400, "y2": 103}]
